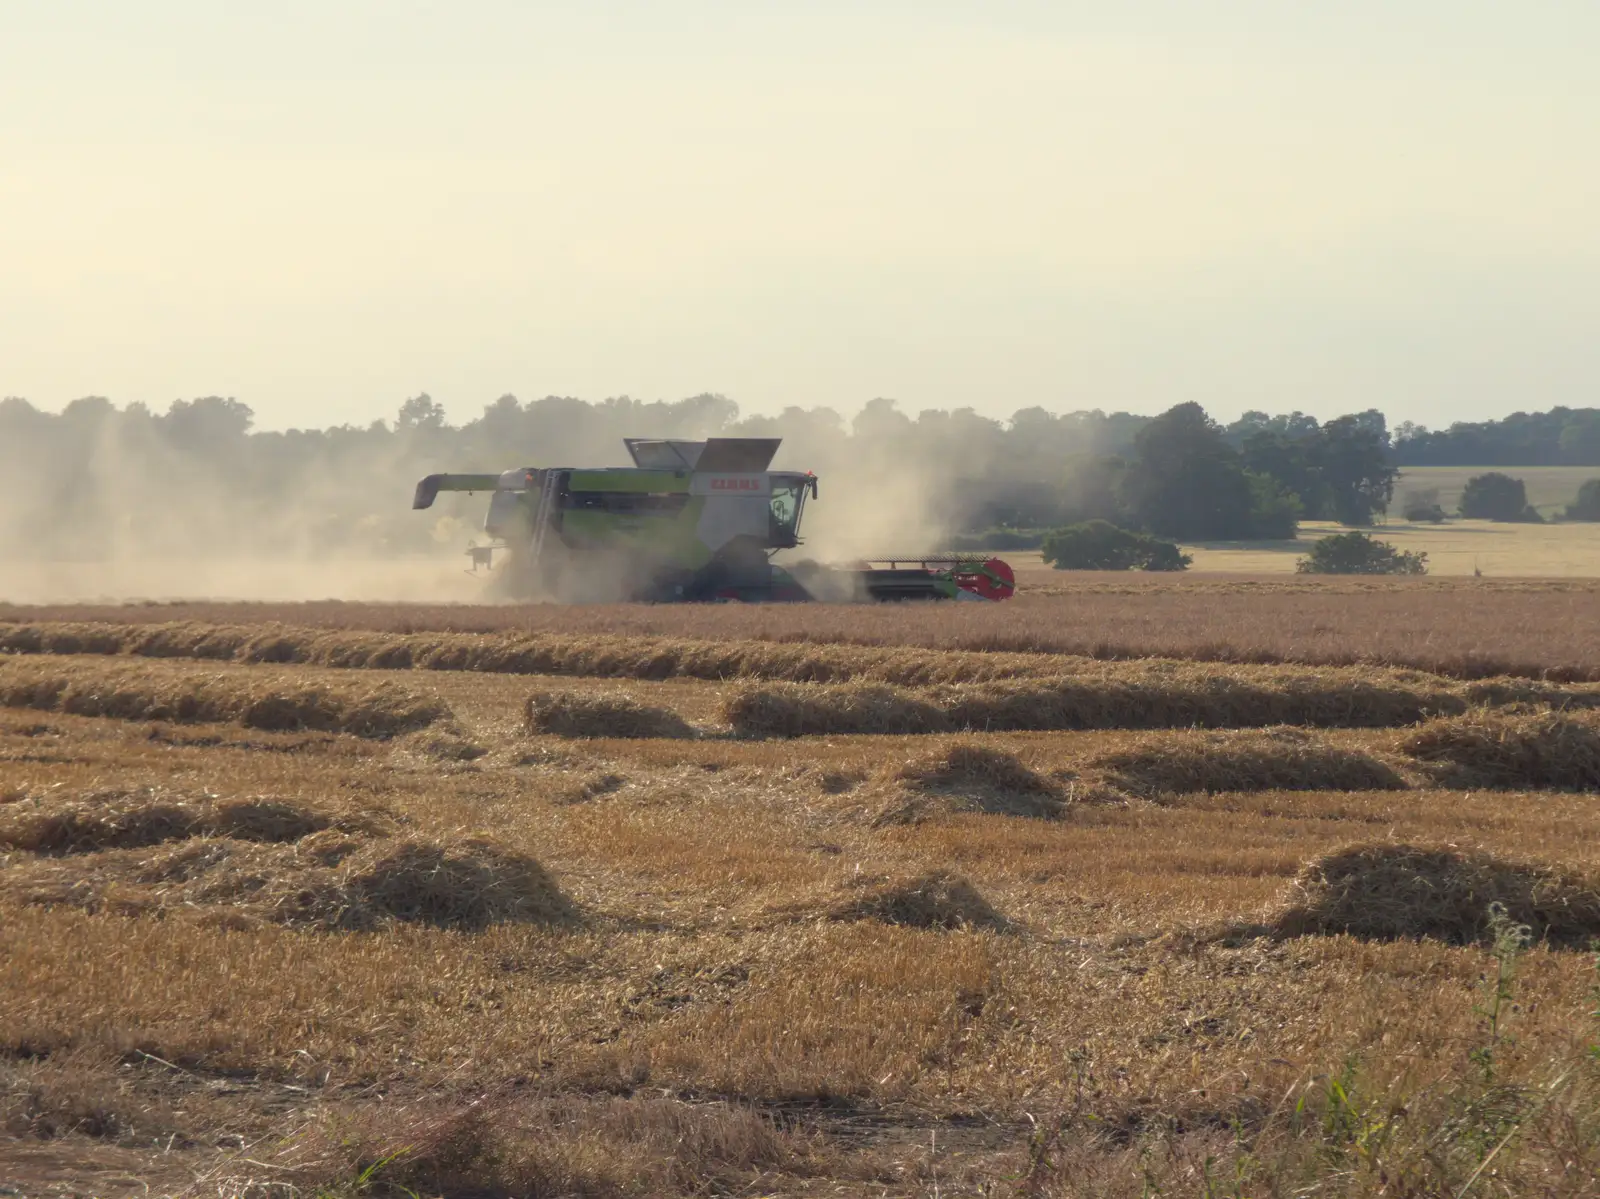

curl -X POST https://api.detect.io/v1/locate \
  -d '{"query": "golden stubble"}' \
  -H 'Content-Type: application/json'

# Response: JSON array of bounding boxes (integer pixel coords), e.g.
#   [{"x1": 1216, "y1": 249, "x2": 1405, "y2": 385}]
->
[{"x1": 3, "y1": 617, "x2": 1600, "y2": 1193}]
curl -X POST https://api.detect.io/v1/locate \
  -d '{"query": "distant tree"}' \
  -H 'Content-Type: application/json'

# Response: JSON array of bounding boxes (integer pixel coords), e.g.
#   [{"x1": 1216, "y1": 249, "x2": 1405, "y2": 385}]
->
[
  {"x1": 1121, "y1": 403, "x2": 1256, "y2": 540},
  {"x1": 1565, "y1": 479, "x2": 1600, "y2": 521},
  {"x1": 478, "y1": 393, "x2": 524, "y2": 443},
  {"x1": 0, "y1": 397, "x2": 45, "y2": 434},
  {"x1": 1244, "y1": 471, "x2": 1303, "y2": 538},
  {"x1": 1057, "y1": 453, "x2": 1127, "y2": 525},
  {"x1": 1399, "y1": 488, "x2": 1446, "y2": 523},
  {"x1": 1391, "y1": 407, "x2": 1600, "y2": 467},
  {"x1": 1392, "y1": 420, "x2": 1426, "y2": 446},
  {"x1": 160, "y1": 396, "x2": 254, "y2": 447},
  {"x1": 1346, "y1": 408, "x2": 1390, "y2": 445},
  {"x1": 671, "y1": 392, "x2": 742, "y2": 433},
  {"x1": 1459, "y1": 472, "x2": 1540, "y2": 522},
  {"x1": 1232, "y1": 412, "x2": 1396, "y2": 525},
  {"x1": 1241, "y1": 431, "x2": 1329, "y2": 517},
  {"x1": 851, "y1": 396, "x2": 915, "y2": 442},
  {"x1": 61, "y1": 395, "x2": 116, "y2": 425},
  {"x1": 1296, "y1": 531, "x2": 1427, "y2": 575},
  {"x1": 1119, "y1": 403, "x2": 1304, "y2": 540},
  {"x1": 1042, "y1": 520, "x2": 1190, "y2": 571},
  {"x1": 1315, "y1": 415, "x2": 1399, "y2": 524},
  {"x1": 944, "y1": 478, "x2": 1062, "y2": 532},
  {"x1": 1558, "y1": 414, "x2": 1600, "y2": 464},
  {"x1": 1224, "y1": 409, "x2": 1321, "y2": 446},
  {"x1": 396, "y1": 393, "x2": 447, "y2": 431}
]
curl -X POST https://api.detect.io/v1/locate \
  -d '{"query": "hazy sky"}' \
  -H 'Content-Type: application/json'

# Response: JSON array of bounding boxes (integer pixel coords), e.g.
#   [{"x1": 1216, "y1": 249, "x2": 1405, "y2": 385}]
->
[{"x1": 3, "y1": 1, "x2": 1596, "y2": 430}]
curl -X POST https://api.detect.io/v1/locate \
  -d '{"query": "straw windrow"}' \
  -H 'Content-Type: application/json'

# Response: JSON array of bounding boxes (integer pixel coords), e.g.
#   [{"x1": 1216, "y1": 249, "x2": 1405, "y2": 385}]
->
[
  {"x1": 1089, "y1": 729, "x2": 1409, "y2": 799},
  {"x1": 524, "y1": 691, "x2": 697, "y2": 739},
  {"x1": 1399, "y1": 709, "x2": 1600, "y2": 790},
  {"x1": 0, "y1": 658, "x2": 451, "y2": 738},
  {"x1": 1271, "y1": 842, "x2": 1600, "y2": 947},
  {"x1": 11, "y1": 617, "x2": 1600, "y2": 701},
  {"x1": 2, "y1": 830, "x2": 576, "y2": 931},
  {"x1": 0, "y1": 789, "x2": 379, "y2": 855},
  {"x1": 0, "y1": 620, "x2": 1059, "y2": 686},
  {"x1": 722, "y1": 671, "x2": 1467, "y2": 736},
  {"x1": 876, "y1": 743, "x2": 1068, "y2": 823}
]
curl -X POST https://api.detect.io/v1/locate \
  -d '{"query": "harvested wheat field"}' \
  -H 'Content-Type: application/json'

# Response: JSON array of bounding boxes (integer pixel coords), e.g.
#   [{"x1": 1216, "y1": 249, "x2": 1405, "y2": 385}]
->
[{"x1": 4, "y1": 608, "x2": 1600, "y2": 1197}]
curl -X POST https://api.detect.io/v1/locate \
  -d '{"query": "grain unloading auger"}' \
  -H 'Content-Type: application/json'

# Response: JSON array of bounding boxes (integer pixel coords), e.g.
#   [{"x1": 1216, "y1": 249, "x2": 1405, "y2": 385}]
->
[{"x1": 412, "y1": 437, "x2": 1015, "y2": 603}]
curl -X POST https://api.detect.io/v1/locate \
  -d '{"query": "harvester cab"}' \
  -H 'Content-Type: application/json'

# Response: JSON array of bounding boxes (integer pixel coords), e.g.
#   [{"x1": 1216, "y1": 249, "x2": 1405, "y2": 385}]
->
[{"x1": 412, "y1": 438, "x2": 1013, "y2": 603}]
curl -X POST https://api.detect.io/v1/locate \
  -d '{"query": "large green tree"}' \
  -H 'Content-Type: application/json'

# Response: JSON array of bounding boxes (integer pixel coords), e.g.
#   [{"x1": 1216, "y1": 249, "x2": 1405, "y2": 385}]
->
[
  {"x1": 1120, "y1": 403, "x2": 1294, "y2": 540},
  {"x1": 1460, "y1": 472, "x2": 1537, "y2": 521},
  {"x1": 1315, "y1": 415, "x2": 1399, "y2": 525},
  {"x1": 1567, "y1": 479, "x2": 1600, "y2": 521},
  {"x1": 1242, "y1": 431, "x2": 1329, "y2": 517}
]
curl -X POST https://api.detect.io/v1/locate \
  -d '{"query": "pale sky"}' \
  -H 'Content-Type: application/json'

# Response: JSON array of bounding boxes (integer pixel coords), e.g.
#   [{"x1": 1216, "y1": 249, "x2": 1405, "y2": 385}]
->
[{"x1": 2, "y1": 1, "x2": 1596, "y2": 430}]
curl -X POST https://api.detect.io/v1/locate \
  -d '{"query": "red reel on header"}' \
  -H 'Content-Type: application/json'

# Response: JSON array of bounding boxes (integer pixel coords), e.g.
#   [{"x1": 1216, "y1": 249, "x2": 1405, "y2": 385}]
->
[{"x1": 954, "y1": 558, "x2": 1015, "y2": 601}]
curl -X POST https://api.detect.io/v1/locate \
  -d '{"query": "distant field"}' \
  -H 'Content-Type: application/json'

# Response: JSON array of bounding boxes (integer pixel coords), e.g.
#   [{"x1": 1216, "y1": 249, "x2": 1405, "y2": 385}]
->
[
  {"x1": 1395, "y1": 464, "x2": 1599, "y2": 516},
  {"x1": 1180, "y1": 518, "x2": 1600, "y2": 577}
]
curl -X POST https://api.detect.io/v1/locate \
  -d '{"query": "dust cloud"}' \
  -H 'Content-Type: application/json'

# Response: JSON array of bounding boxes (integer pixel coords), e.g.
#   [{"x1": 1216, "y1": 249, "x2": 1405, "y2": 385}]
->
[{"x1": 0, "y1": 393, "x2": 1089, "y2": 604}]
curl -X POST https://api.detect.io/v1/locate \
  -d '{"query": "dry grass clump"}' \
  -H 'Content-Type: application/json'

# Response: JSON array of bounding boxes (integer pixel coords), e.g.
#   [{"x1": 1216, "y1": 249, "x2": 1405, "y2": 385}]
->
[
  {"x1": 2, "y1": 832, "x2": 576, "y2": 931},
  {"x1": 1462, "y1": 679, "x2": 1600, "y2": 710},
  {"x1": 879, "y1": 743, "x2": 1066, "y2": 823},
  {"x1": 554, "y1": 772, "x2": 629, "y2": 804},
  {"x1": 722, "y1": 670, "x2": 1463, "y2": 737},
  {"x1": 0, "y1": 789, "x2": 371, "y2": 855},
  {"x1": 340, "y1": 838, "x2": 574, "y2": 929},
  {"x1": 1090, "y1": 729, "x2": 1409, "y2": 800},
  {"x1": 723, "y1": 682, "x2": 947, "y2": 737},
  {"x1": 825, "y1": 871, "x2": 1009, "y2": 931},
  {"x1": 285, "y1": 1093, "x2": 842, "y2": 1199},
  {"x1": 1271, "y1": 843, "x2": 1600, "y2": 947},
  {"x1": 1399, "y1": 709, "x2": 1600, "y2": 790},
  {"x1": 525, "y1": 690, "x2": 696, "y2": 739},
  {"x1": 0, "y1": 659, "x2": 449, "y2": 739},
  {"x1": 396, "y1": 728, "x2": 488, "y2": 762}
]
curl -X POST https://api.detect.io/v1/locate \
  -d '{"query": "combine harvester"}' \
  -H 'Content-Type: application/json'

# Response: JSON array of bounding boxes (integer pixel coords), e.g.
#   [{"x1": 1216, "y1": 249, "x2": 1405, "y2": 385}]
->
[{"x1": 413, "y1": 437, "x2": 1014, "y2": 603}]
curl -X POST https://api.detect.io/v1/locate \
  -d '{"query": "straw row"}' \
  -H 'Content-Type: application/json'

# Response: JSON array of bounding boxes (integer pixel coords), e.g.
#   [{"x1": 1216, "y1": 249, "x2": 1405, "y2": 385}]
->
[
  {"x1": 0, "y1": 619, "x2": 1066, "y2": 686},
  {"x1": 1, "y1": 830, "x2": 575, "y2": 931},
  {"x1": 721, "y1": 673, "x2": 1467, "y2": 735},
  {"x1": 1272, "y1": 843, "x2": 1600, "y2": 948},
  {"x1": 0, "y1": 658, "x2": 450, "y2": 738},
  {"x1": 0, "y1": 788, "x2": 383, "y2": 855}
]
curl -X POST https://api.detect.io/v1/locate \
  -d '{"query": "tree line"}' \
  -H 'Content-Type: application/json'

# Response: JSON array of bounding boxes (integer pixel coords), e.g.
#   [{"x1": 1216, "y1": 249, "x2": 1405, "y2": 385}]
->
[{"x1": 0, "y1": 391, "x2": 1596, "y2": 561}]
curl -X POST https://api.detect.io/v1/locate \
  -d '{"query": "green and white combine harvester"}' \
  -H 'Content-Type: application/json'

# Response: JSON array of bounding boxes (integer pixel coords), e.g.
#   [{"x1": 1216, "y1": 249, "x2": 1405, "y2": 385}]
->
[{"x1": 413, "y1": 437, "x2": 1015, "y2": 603}]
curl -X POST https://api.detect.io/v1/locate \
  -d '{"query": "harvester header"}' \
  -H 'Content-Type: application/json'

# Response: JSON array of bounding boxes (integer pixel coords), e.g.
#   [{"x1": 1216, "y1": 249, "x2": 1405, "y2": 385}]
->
[{"x1": 413, "y1": 438, "x2": 1013, "y2": 603}]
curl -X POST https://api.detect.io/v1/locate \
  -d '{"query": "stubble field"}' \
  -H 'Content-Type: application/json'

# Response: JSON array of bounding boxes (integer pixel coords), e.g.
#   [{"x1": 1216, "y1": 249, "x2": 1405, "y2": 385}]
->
[{"x1": 3, "y1": 580, "x2": 1600, "y2": 1197}]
